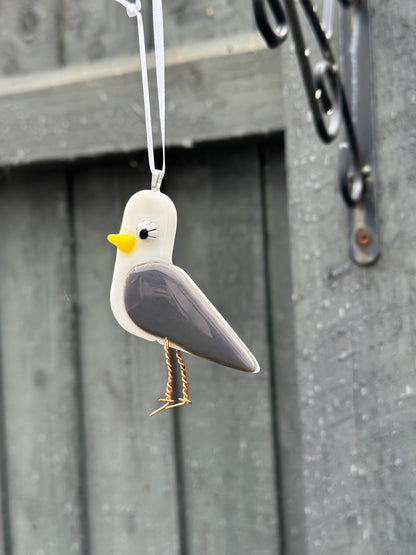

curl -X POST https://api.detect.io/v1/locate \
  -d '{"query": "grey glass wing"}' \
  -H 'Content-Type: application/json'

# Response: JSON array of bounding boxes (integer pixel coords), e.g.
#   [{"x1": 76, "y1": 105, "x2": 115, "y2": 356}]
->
[{"x1": 124, "y1": 262, "x2": 259, "y2": 373}]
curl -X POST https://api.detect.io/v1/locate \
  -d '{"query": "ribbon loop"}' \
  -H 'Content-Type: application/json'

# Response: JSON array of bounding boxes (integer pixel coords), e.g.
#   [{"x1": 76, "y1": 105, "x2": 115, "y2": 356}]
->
[{"x1": 114, "y1": 0, "x2": 166, "y2": 184}]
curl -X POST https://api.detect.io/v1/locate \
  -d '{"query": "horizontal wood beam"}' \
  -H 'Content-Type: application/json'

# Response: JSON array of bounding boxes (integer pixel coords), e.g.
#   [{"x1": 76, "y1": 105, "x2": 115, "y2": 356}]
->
[{"x1": 0, "y1": 34, "x2": 284, "y2": 167}]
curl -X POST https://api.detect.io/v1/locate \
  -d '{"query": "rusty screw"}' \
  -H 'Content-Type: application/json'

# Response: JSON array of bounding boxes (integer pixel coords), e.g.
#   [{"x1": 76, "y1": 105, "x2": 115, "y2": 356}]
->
[{"x1": 355, "y1": 227, "x2": 372, "y2": 247}]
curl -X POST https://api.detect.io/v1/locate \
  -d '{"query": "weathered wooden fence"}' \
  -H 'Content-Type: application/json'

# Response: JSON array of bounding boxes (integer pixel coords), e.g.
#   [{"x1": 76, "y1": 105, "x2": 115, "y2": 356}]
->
[{"x1": 0, "y1": 1, "x2": 415, "y2": 555}]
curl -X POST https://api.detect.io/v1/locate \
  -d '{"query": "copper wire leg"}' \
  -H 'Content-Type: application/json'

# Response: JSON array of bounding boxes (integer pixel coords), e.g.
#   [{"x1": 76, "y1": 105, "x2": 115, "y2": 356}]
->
[
  {"x1": 149, "y1": 338, "x2": 175, "y2": 417},
  {"x1": 168, "y1": 350, "x2": 192, "y2": 409}
]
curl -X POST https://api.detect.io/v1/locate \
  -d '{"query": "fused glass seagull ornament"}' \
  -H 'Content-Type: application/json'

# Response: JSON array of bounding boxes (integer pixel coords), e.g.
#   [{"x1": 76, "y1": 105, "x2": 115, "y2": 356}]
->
[{"x1": 108, "y1": 189, "x2": 259, "y2": 416}]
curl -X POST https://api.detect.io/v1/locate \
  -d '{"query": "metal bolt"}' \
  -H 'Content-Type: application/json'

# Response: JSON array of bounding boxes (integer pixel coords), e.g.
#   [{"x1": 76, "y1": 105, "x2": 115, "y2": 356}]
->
[
  {"x1": 355, "y1": 228, "x2": 372, "y2": 247},
  {"x1": 362, "y1": 165, "x2": 372, "y2": 178},
  {"x1": 361, "y1": 165, "x2": 372, "y2": 186},
  {"x1": 347, "y1": 170, "x2": 355, "y2": 184}
]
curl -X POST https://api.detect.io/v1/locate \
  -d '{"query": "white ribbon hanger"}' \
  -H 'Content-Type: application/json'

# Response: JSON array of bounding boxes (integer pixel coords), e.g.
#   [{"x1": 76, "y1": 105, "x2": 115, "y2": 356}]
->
[{"x1": 114, "y1": 0, "x2": 166, "y2": 190}]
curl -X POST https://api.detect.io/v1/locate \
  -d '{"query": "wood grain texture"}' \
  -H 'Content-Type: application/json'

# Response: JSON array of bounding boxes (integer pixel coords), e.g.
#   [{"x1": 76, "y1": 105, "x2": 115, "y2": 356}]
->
[
  {"x1": 261, "y1": 140, "x2": 307, "y2": 555},
  {"x1": 0, "y1": 337, "x2": 10, "y2": 555},
  {"x1": 60, "y1": 0, "x2": 143, "y2": 64},
  {"x1": 164, "y1": 0, "x2": 256, "y2": 47},
  {"x1": 281, "y1": 0, "x2": 416, "y2": 553},
  {"x1": 0, "y1": 168, "x2": 85, "y2": 555},
  {"x1": 0, "y1": 35, "x2": 283, "y2": 167},
  {"x1": 72, "y1": 159, "x2": 181, "y2": 555},
  {"x1": 168, "y1": 144, "x2": 280, "y2": 555},
  {"x1": 0, "y1": 0, "x2": 61, "y2": 75},
  {"x1": 60, "y1": 0, "x2": 255, "y2": 61}
]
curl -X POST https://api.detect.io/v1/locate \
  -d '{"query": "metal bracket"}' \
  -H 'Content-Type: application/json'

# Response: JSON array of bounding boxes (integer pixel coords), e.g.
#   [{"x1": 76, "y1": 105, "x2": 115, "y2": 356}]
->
[
  {"x1": 252, "y1": 0, "x2": 380, "y2": 265},
  {"x1": 339, "y1": 1, "x2": 380, "y2": 264}
]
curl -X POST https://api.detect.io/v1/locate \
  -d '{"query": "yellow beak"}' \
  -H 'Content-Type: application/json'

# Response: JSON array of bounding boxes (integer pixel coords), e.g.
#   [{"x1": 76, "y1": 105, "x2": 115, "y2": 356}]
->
[{"x1": 107, "y1": 233, "x2": 136, "y2": 253}]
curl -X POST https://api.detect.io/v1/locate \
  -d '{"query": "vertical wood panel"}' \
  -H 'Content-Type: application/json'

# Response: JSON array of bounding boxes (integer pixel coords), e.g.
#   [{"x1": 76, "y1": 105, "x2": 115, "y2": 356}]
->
[
  {"x1": 0, "y1": 338, "x2": 10, "y2": 555},
  {"x1": 168, "y1": 144, "x2": 280, "y2": 555},
  {"x1": 0, "y1": 168, "x2": 85, "y2": 555},
  {"x1": 262, "y1": 140, "x2": 307, "y2": 555},
  {"x1": 282, "y1": 0, "x2": 416, "y2": 553},
  {"x1": 0, "y1": 0, "x2": 60, "y2": 75},
  {"x1": 72, "y1": 159, "x2": 180, "y2": 555}
]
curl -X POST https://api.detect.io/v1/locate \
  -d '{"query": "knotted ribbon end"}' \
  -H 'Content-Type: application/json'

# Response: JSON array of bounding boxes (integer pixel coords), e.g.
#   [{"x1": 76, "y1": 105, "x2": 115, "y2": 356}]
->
[{"x1": 114, "y1": 0, "x2": 142, "y2": 18}]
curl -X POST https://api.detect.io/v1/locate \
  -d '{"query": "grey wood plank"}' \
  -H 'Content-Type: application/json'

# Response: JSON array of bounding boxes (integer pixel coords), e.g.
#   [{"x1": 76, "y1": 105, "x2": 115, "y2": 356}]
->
[
  {"x1": 164, "y1": 0, "x2": 256, "y2": 47},
  {"x1": 0, "y1": 349, "x2": 10, "y2": 555},
  {"x1": 0, "y1": 34, "x2": 283, "y2": 167},
  {"x1": 60, "y1": 0, "x2": 142, "y2": 64},
  {"x1": 281, "y1": 0, "x2": 416, "y2": 553},
  {"x1": 0, "y1": 168, "x2": 85, "y2": 555},
  {"x1": 261, "y1": 140, "x2": 308, "y2": 555},
  {"x1": 60, "y1": 0, "x2": 254, "y2": 61},
  {"x1": 72, "y1": 160, "x2": 180, "y2": 555},
  {"x1": 168, "y1": 144, "x2": 280, "y2": 555},
  {"x1": 0, "y1": 0, "x2": 60, "y2": 75},
  {"x1": 0, "y1": 500, "x2": 5, "y2": 555},
  {"x1": 0, "y1": 484, "x2": 5, "y2": 555}
]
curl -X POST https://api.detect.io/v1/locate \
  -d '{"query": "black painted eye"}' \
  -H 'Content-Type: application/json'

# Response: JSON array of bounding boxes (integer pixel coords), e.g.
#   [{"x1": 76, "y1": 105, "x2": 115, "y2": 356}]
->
[{"x1": 137, "y1": 219, "x2": 158, "y2": 239}]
